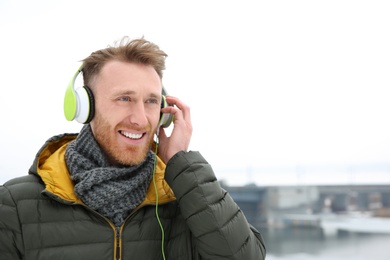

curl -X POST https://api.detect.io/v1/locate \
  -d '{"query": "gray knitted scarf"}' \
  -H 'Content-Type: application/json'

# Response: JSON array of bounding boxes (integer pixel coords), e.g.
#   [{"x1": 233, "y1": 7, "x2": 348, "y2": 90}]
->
[{"x1": 65, "y1": 125, "x2": 154, "y2": 227}]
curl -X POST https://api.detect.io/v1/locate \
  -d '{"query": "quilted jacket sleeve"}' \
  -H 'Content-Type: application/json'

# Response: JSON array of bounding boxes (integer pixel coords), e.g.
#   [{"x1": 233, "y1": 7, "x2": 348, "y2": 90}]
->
[
  {"x1": 0, "y1": 185, "x2": 23, "y2": 259},
  {"x1": 165, "y1": 151, "x2": 266, "y2": 260}
]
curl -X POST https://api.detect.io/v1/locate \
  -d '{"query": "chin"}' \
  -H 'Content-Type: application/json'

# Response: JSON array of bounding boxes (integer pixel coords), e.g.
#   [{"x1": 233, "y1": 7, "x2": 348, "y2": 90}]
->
[{"x1": 112, "y1": 148, "x2": 150, "y2": 166}]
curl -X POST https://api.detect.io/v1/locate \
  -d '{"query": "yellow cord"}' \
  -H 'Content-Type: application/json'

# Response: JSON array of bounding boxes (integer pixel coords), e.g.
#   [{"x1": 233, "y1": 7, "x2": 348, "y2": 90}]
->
[{"x1": 153, "y1": 140, "x2": 166, "y2": 260}]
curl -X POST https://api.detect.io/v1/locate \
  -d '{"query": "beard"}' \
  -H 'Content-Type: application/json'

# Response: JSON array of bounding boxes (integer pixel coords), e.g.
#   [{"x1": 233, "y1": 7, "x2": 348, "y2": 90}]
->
[{"x1": 91, "y1": 113, "x2": 156, "y2": 166}]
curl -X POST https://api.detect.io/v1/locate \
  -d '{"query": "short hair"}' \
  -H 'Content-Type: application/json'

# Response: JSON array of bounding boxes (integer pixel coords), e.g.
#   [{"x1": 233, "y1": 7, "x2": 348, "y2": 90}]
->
[{"x1": 81, "y1": 36, "x2": 167, "y2": 87}]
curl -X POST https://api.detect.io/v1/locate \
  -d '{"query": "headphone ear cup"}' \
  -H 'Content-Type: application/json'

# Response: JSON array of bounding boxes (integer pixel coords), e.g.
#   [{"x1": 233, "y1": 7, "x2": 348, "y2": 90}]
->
[
  {"x1": 159, "y1": 95, "x2": 173, "y2": 128},
  {"x1": 64, "y1": 66, "x2": 94, "y2": 124},
  {"x1": 64, "y1": 85, "x2": 78, "y2": 122},
  {"x1": 64, "y1": 69, "x2": 81, "y2": 121},
  {"x1": 74, "y1": 86, "x2": 95, "y2": 124}
]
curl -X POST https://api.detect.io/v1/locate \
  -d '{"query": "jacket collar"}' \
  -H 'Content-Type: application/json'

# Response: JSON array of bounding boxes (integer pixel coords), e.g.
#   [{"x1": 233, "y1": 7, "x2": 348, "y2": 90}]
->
[{"x1": 32, "y1": 133, "x2": 175, "y2": 205}]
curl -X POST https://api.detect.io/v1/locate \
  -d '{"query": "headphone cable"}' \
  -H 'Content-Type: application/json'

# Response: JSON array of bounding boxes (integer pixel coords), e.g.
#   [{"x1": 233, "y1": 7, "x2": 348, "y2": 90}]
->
[{"x1": 153, "y1": 139, "x2": 166, "y2": 260}]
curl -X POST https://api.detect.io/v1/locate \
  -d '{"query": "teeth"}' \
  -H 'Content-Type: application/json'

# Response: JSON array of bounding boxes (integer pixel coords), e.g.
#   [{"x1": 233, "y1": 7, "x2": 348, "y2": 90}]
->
[{"x1": 121, "y1": 131, "x2": 142, "y2": 139}]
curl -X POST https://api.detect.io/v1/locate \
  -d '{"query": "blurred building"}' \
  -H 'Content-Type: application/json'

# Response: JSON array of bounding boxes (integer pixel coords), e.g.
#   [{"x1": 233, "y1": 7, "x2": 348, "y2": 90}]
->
[{"x1": 222, "y1": 183, "x2": 390, "y2": 230}]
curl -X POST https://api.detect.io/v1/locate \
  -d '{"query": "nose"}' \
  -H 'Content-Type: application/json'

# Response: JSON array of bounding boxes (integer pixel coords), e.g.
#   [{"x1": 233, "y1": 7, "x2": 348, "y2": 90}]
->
[{"x1": 128, "y1": 102, "x2": 148, "y2": 127}]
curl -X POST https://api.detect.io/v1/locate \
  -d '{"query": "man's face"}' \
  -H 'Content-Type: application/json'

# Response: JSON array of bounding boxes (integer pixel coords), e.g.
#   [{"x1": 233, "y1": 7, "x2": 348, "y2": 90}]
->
[{"x1": 90, "y1": 60, "x2": 162, "y2": 166}]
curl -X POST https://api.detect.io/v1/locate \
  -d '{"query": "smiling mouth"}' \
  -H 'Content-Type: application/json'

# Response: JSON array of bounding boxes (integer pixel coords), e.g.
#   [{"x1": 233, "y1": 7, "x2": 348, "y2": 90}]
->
[{"x1": 119, "y1": 130, "x2": 144, "y2": 140}]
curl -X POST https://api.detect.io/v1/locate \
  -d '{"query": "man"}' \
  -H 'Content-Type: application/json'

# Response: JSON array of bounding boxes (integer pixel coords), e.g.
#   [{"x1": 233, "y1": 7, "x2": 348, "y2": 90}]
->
[{"x1": 0, "y1": 37, "x2": 266, "y2": 259}]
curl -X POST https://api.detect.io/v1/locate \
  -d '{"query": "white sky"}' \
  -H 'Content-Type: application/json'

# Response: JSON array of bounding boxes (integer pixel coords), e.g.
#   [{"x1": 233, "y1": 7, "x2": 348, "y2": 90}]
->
[{"x1": 1, "y1": 0, "x2": 389, "y2": 186}]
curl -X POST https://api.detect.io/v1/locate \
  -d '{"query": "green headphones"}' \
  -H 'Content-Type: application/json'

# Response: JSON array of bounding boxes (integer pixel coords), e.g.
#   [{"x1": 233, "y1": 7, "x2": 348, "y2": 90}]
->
[{"x1": 63, "y1": 65, "x2": 173, "y2": 128}]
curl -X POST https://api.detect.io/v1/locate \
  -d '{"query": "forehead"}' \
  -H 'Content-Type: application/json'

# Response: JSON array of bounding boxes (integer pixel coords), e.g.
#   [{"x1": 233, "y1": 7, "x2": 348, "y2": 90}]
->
[{"x1": 92, "y1": 60, "x2": 162, "y2": 93}]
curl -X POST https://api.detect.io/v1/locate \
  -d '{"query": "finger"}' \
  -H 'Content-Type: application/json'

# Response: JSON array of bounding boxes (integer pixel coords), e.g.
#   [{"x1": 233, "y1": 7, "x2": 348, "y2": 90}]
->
[
  {"x1": 158, "y1": 126, "x2": 167, "y2": 140},
  {"x1": 161, "y1": 106, "x2": 184, "y2": 123},
  {"x1": 165, "y1": 96, "x2": 191, "y2": 122}
]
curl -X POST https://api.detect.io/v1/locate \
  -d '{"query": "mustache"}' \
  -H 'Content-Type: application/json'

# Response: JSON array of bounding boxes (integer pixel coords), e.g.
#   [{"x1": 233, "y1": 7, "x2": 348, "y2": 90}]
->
[{"x1": 117, "y1": 123, "x2": 152, "y2": 132}]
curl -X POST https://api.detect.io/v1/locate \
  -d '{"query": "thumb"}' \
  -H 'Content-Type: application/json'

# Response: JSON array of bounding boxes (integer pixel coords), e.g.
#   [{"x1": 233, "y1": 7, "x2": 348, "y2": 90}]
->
[{"x1": 157, "y1": 126, "x2": 167, "y2": 143}]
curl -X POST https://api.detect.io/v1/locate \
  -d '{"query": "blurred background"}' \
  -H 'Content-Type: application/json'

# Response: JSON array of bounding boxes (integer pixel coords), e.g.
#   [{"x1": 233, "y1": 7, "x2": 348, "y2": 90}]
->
[{"x1": 1, "y1": 1, "x2": 389, "y2": 259}]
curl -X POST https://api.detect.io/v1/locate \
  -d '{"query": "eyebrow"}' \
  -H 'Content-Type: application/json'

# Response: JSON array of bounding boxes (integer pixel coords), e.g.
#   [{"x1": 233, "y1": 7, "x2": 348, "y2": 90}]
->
[
  {"x1": 149, "y1": 92, "x2": 162, "y2": 99},
  {"x1": 111, "y1": 90, "x2": 162, "y2": 99},
  {"x1": 113, "y1": 90, "x2": 136, "y2": 96}
]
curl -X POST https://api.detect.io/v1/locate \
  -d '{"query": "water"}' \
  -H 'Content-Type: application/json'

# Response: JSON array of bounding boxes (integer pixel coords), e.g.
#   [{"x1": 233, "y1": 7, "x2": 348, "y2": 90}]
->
[{"x1": 259, "y1": 227, "x2": 390, "y2": 260}]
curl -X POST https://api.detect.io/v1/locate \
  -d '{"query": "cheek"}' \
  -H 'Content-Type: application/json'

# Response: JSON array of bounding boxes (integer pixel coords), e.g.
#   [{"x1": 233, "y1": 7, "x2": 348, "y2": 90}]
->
[
  {"x1": 144, "y1": 104, "x2": 161, "y2": 123},
  {"x1": 151, "y1": 109, "x2": 162, "y2": 127},
  {"x1": 95, "y1": 99, "x2": 121, "y2": 121}
]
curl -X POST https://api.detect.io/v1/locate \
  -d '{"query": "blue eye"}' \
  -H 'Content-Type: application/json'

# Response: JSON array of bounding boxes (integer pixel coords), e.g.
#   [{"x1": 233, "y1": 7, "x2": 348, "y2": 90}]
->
[
  {"x1": 118, "y1": 97, "x2": 130, "y2": 102},
  {"x1": 147, "y1": 98, "x2": 159, "y2": 104}
]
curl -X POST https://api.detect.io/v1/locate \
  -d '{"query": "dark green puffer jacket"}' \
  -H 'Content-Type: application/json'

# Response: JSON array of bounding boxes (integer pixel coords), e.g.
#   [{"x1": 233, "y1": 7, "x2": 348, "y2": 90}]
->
[{"x1": 0, "y1": 133, "x2": 266, "y2": 260}]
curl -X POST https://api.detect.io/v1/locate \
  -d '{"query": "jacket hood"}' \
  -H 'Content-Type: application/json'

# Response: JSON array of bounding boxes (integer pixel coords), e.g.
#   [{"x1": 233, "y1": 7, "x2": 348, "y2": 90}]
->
[{"x1": 29, "y1": 133, "x2": 175, "y2": 205}]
